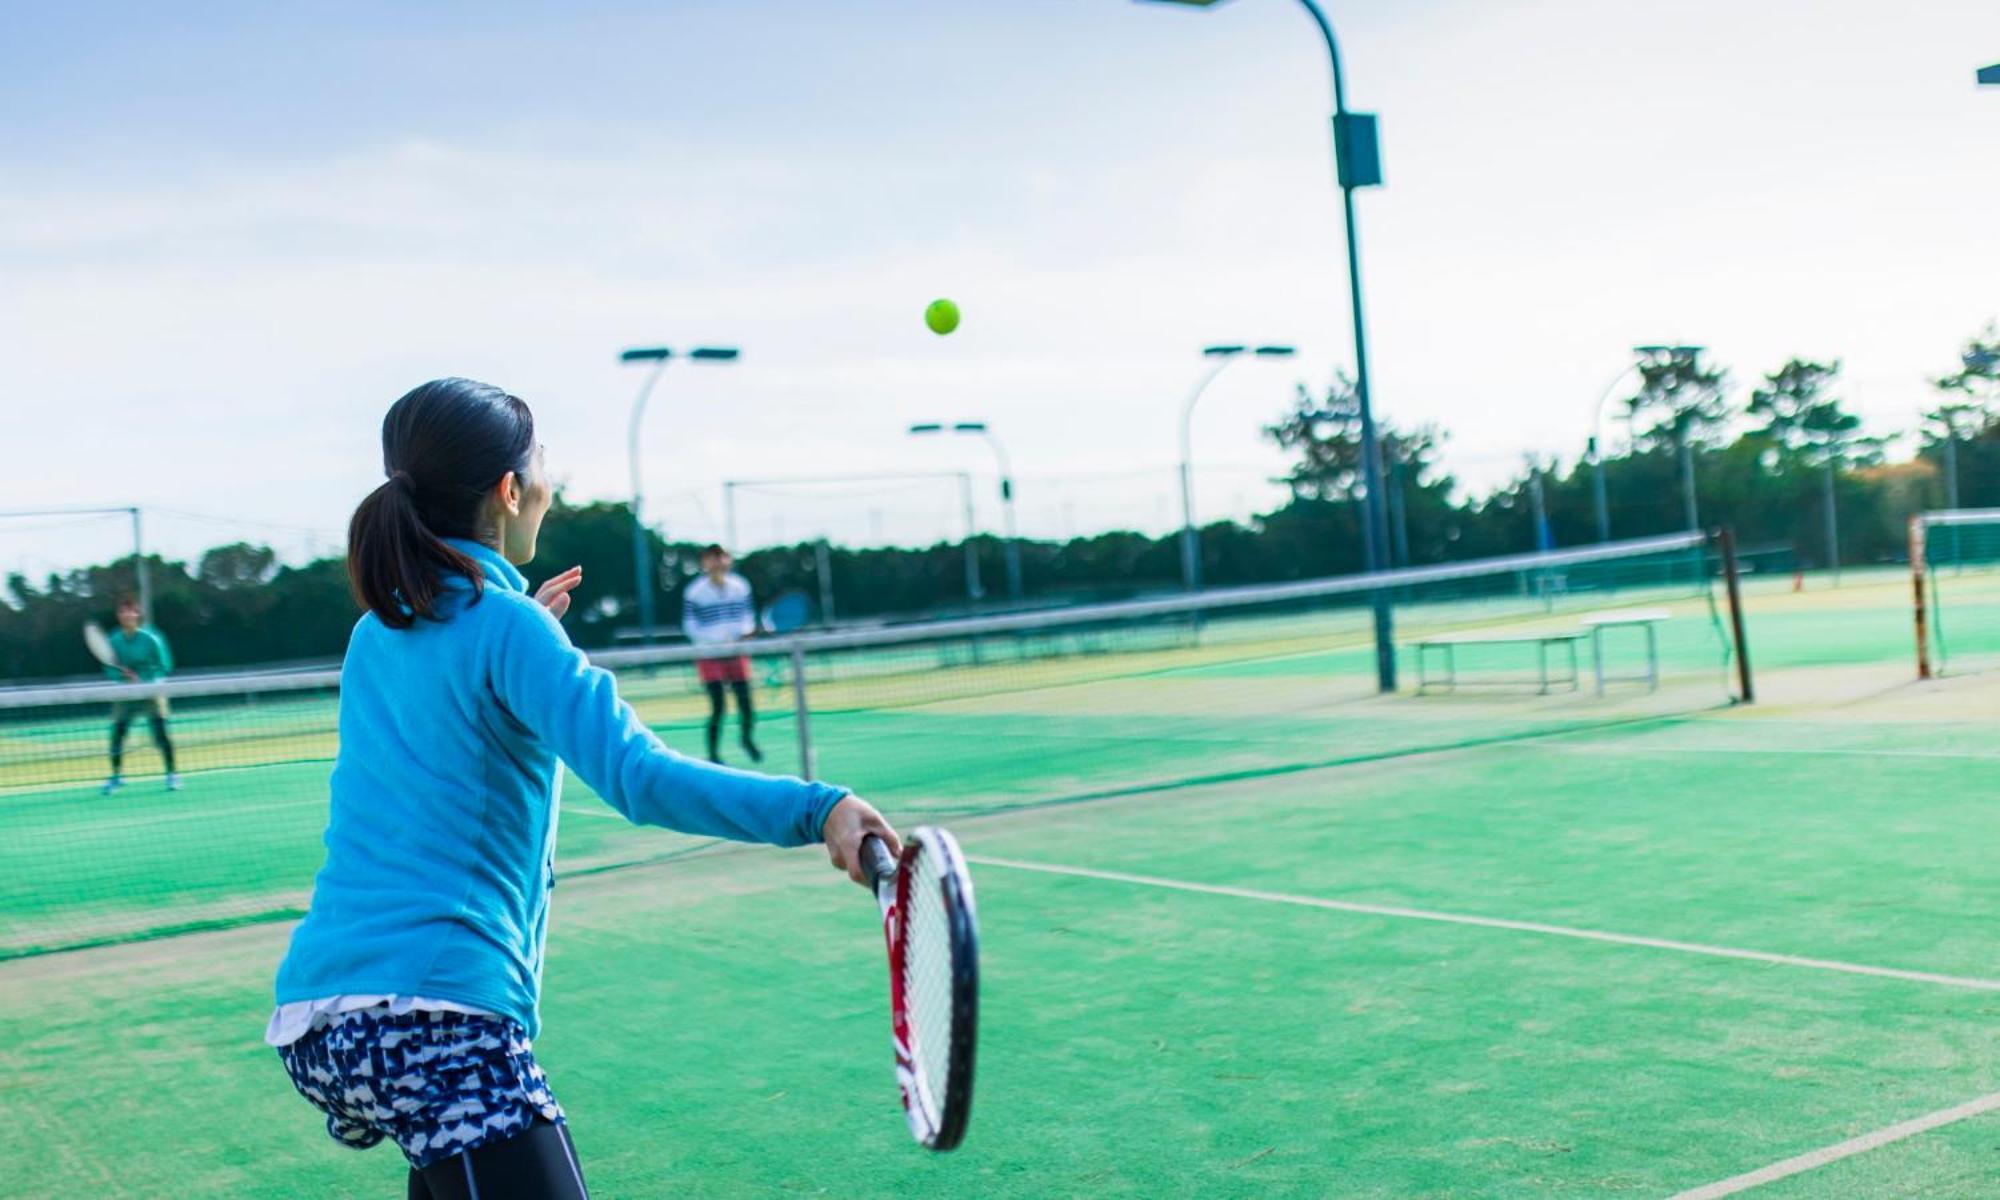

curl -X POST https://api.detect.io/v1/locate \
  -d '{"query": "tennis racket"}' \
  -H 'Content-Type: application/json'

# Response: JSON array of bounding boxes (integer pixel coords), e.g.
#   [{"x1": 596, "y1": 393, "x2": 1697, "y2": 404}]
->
[
  {"x1": 859, "y1": 826, "x2": 979, "y2": 1151},
  {"x1": 760, "y1": 589, "x2": 812, "y2": 634},
  {"x1": 82, "y1": 622, "x2": 117, "y2": 667}
]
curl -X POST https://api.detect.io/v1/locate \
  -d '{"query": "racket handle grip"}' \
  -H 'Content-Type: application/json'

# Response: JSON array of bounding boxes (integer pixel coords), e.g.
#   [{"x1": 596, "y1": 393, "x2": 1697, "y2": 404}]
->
[{"x1": 859, "y1": 835, "x2": 898, "y2": 889}]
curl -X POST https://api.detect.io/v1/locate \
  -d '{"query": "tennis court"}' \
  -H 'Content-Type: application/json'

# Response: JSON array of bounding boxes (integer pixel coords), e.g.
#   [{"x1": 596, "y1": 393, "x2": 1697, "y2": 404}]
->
[{"x1": 5, "y1": 540, "x2": 1997, "y2": 1196}]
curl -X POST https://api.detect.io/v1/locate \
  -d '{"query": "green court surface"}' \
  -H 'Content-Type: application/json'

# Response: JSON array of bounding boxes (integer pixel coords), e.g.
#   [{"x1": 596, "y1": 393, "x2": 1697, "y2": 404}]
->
[
  {"x1": 5, "y1": 567, "x2": 1998, "y2": 1195},
  {"x1": 0, "y1": 564, "x2": 1742, "y2": 958}
]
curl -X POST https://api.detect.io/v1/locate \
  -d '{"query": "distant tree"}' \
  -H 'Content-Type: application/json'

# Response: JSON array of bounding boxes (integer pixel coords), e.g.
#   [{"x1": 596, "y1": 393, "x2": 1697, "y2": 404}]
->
[
  {"x1": 1266, "y1": 374, "x2": 1369, "y2": 502},
  {"x1": 1748, "y1": 359, "x2": 1882, "y2": 468},
  {"x1": 1929, "y1": 324, "x2": 2000, "y2": 412},
  {"x1": 1747, "y1": 358, "x2": 1881, "y2": 570},
  {"x1": 1264, "y1": 374, "x2": 1446, "y2": 503},
  {"x1": 1923, "y1": 325, "x2": 2000, "y2": 509},
  {"x1": 1264, "y1": 374, "x2": 1455, "y2": 567},
  {"x1": 1622, "y1": 347, "x2": 1730, "y2": 452},
  {"x1": 197, "y1": 542, "x2": 278, "y2": 590}
]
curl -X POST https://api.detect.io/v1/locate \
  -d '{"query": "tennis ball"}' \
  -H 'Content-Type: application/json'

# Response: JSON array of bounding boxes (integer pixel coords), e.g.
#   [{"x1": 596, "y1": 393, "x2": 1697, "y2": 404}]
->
[{"x1": 925, "y1": 298, "x2": 961, "y2": 336}]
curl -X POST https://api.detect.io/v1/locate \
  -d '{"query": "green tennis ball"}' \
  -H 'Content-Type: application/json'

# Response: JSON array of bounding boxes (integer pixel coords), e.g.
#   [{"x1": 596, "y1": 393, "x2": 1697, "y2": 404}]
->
[{"x1": 925, "y1": 298, "x2": 961, "y2": 336}]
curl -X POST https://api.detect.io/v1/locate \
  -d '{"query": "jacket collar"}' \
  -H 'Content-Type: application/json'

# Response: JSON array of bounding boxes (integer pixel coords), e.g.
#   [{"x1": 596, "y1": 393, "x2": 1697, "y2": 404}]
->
[{"x1": 443, "y1": 538, "x2": 529, "y2": 595}]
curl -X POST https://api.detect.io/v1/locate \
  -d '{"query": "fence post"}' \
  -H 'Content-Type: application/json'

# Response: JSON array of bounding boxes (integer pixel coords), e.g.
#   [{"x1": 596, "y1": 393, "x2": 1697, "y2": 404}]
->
[
  {"x1": 789, "y1": 643, "x2": 815, "y2": 779},
  {"x1": 1715, "y1": 527, "x2": 1754, "y2": 704},
  {"x1": 1911, "y1": 515, "x2": 1931, "y2": 680}
]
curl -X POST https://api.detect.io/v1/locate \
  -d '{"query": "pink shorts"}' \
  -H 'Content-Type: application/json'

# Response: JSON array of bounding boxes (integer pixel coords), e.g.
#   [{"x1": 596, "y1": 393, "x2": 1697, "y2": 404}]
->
[{"x1": 696, "y1": 656, "x2": 751, "y2": 685}]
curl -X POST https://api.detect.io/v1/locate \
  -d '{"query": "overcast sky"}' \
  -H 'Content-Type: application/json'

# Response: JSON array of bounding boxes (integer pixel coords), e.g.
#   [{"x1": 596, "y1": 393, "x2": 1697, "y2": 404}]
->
[{"x1": 4, "y1": 0, "x2": 1996, "y2": 579}]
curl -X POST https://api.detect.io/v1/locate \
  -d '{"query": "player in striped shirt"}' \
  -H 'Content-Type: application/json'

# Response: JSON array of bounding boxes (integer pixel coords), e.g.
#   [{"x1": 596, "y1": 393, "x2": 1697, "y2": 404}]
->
[{"x1": 681, "y1": 545, "x2": 762, "y2": 765}]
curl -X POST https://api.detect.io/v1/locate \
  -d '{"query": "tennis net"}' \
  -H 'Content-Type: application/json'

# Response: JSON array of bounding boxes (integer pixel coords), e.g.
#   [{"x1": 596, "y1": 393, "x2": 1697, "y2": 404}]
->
[
  {"x1": 1912, "y1": 508, "x2": 2000, "y2": 676},
  {"x1": 0, "y1": 532, "x2": 1742, "y2": 958}
]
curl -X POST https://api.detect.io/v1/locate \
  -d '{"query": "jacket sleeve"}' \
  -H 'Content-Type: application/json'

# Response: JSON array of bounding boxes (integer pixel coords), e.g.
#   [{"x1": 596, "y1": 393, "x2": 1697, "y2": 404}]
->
[
  {"x1": 148, "y1": 629, "x2": 174, "y2": 675},
  {"x1": 488, "y1": 596, "x2": 844, "y2": 846}
]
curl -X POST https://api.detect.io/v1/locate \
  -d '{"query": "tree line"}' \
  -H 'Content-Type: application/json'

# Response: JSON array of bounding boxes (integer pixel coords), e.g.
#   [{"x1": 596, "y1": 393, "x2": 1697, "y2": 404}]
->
[{"x1": 3, "y1": 329, "x2": 1995, "y2": 683}]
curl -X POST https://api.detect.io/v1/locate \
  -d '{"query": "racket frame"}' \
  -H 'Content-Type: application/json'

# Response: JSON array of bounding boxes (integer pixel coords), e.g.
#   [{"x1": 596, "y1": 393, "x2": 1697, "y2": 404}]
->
[
  {"x1": 863, "y1": 826, "x2": 978, "y2": 1151},
  {"x1": 82, "y1": 621, "x2": 117, "y2": 667}
]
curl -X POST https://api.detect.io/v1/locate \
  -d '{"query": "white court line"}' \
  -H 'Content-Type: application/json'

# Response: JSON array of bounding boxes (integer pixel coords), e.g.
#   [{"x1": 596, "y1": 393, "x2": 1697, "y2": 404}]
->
[
  {"x1": 967, "y1": 856, "x2": 2000, "y2": 993},
  {"x1": 1667, "y1": 1091, "x2": 2000, "y2": 1198},
  {"x1": 1532, "y1": 741, "x2": 2000, "y2": 762},
  {"x1": 15, "y1": 794, "x2": 323, "y2": 834}
]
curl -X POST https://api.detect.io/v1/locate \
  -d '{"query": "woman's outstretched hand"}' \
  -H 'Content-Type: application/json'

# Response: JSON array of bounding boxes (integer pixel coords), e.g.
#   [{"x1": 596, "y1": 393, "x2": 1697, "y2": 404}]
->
[
  {"x1": 535, "y1": 566, "x2": 583, "y2": 619},
  {"x1": 822, "y1": 795, "x2": 901, "y2": 886}
]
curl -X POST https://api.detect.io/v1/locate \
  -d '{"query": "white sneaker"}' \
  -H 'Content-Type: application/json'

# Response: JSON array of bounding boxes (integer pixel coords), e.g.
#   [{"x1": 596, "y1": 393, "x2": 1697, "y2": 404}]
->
[
  {"x1": 166, "y1": 773, "x2": 183, "y2": 792},
  {"x1": 101, "y1": 776, "x2": 123, "y2": 795}
]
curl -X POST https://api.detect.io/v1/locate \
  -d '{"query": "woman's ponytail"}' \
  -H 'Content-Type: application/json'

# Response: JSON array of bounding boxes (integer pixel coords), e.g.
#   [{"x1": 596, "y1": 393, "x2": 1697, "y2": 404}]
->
[{"x1": 345, "y1": 379, "x2": 535, "y2": 628}]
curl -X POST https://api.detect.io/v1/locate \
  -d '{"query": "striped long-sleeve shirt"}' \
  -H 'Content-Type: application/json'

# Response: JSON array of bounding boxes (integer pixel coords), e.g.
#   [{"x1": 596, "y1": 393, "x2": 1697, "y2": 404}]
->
[{"x1": 681, "y1": 573, "x2": 756, "y2": 648}]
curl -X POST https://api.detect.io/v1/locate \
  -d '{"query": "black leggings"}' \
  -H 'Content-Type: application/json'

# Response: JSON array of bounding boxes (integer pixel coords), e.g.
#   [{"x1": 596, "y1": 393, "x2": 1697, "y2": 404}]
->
[
  {"x1": 704, "y1": 679, "x2": 759, "y2": 762},
  {"x1": 110, "y1": 712, "x2": 176, "y2": 774},
  {"x1": 408, "y1": 1119, "x2": 589, "y2": 1199}
]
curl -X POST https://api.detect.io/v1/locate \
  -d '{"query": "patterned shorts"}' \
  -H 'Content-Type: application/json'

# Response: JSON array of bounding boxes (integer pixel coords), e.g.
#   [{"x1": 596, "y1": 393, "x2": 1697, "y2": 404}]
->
[{"x1": 277, "y1": 1006, "x2": 565, "y2": 1169}]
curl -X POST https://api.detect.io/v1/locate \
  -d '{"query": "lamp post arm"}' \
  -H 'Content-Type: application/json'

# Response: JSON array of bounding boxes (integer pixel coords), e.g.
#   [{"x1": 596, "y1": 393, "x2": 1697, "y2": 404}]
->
[
  {"x1": 625, "y1": 355, "x2": 672, "y2": 647},
  {"x1": 627, "y1": 357, "x2": 670, "y2": 510},
  {"x1": 1180, "y1": 357, "x2": 1237, "y2": 469},
  {"x1": 1296, "y1": 0, "x2": 1349, "y2": 115},
  {"x1": 978, "y1": 429, "x2": 1014, "y2": 495},
  {"x1": 1591, "y1": 363, "x2": 1641, "y2": 462}
]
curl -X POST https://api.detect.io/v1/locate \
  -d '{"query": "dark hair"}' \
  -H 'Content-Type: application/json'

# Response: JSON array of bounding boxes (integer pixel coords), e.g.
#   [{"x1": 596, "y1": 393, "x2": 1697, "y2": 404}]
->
[
  {"x1": 701, "y1": 544, "x2": 727, "y2": 558},
  {"x1": 115, "y1": 595, "x2": 140, "y2": 611},
  {"x1": 347, "y1": 378, "x2": 535, "y2": 629}
]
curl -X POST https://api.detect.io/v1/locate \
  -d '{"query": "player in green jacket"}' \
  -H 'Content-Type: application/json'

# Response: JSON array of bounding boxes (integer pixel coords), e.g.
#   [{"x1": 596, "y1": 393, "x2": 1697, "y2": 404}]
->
[{"x1": 102, "y1": 596, "x2": 180, "y2": 794}]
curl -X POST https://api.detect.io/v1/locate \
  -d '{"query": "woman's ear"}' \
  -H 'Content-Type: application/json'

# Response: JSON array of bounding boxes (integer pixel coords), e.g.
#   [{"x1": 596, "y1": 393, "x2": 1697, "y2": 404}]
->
[{"x1": 495, "y1": 470, "x2": 523, "y2": 516}]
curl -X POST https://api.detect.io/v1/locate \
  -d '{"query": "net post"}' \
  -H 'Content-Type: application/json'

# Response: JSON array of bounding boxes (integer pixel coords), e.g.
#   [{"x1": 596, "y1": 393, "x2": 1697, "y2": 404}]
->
[
  {"x1": 130, "y1": 506, "x2": 153, "y2": 623},
  {"x1": 1911, "y1": 514, "x2": 1931, "y2": 680},
  {"x1": 1370, "y1": 592, "x2": 1396, "y2": 693},
  {"x1": 1713, "y1": 527, "x2": 1754, "y2": 704},
  {"x1": 789, "y1": 642, "x2": 815, "y2": 780}
]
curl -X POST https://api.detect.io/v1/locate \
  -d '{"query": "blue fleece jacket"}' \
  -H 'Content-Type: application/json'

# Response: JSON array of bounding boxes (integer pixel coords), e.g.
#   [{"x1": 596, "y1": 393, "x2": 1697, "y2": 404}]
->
[{"x1": 274, "y1": 539, "x2": 846, "y2": 1036}]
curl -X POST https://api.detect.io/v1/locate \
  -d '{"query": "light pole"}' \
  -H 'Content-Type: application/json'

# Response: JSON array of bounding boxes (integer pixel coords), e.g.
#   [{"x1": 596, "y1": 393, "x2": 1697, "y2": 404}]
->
[
  {"x1": 1589, "y1": 345, "x2": 1701, "y2": 541},
  {"x1": 127, "y1": 506, "x2": 151, "y2": 621},
  {"x1": 1179, "y1": 344, "x2": 1294, "y2": 590},
  {"x1": 1143, "y1": 0, "x2": 1392, "y2": 690},
  {"x1": 1588, "y1": 362, "x2": 1642, "y2": 543},
  {"x1": 1526, "y1": 457, "x2": 1553, "y2": 552},
  {"x1": 910, "y1": 422, "x2": 1023, "y2": 601},
  {"x1": 622, "y1": 345, "x2": 738, "y2": 645}
]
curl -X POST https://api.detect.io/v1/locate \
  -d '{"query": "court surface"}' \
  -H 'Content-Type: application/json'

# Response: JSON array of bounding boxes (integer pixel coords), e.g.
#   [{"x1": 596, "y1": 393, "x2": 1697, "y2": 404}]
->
[{"x1": 4, "y1": 567, "x2": 1997, "y2": 1196}]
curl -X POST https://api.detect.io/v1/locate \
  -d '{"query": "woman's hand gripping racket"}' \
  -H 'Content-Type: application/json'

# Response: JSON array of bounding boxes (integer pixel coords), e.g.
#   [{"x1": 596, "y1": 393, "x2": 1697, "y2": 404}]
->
[{"x1": 859, "y1": 827, "x2": 979, "y2": 1152}]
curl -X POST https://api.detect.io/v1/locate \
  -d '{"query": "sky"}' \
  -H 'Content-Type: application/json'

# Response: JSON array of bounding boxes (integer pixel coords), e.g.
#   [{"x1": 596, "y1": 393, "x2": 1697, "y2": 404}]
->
[{"x1": 3, "y1": 0, "x2": 1997, "y2": 579}]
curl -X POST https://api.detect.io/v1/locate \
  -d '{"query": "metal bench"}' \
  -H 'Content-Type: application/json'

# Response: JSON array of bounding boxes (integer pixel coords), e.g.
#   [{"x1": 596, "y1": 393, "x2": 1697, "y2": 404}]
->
[
  {"x1": 1579, "y1": 608, "x2": 1671, "y2": 694},
  {"x1": 1413, "y1": 630, "x2": 1586, "y2": 694}
]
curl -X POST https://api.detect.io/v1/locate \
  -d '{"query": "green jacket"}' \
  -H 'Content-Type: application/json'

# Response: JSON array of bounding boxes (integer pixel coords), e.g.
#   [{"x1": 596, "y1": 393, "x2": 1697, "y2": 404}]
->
[{"x1": 105, "y1": 626, "x2": 173, "y2": 682}]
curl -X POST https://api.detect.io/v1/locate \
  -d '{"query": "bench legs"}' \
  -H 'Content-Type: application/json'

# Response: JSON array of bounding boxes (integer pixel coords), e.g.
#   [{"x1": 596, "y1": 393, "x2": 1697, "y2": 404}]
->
[
  {"x1": 1419, "y1": 639, "x2": 1580, "y2": 695},
  {"x1": 1417, "y1": 642, "x2": 1459, "y2": 694},
  {"x1": 1589, "y1": 624, "x2": 1663, "y2": 694}
]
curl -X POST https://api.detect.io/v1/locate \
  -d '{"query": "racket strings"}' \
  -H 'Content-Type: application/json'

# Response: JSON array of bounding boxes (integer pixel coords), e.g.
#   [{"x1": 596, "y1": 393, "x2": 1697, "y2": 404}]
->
[{"x1": 903, "y1": 844, "x2": 959, "y2": 1118}]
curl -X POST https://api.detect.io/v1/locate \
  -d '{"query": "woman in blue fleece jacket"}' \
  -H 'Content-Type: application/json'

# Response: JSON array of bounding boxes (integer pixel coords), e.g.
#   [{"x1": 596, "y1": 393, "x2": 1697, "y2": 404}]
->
[{"x1": 270, "y1": 378, "x2": 897, "y2": 1199}]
